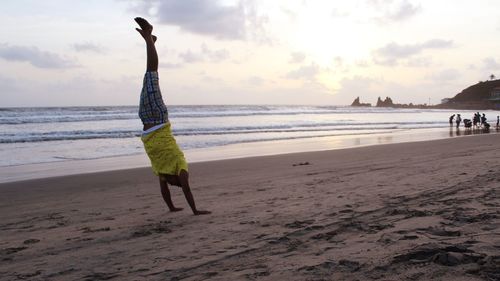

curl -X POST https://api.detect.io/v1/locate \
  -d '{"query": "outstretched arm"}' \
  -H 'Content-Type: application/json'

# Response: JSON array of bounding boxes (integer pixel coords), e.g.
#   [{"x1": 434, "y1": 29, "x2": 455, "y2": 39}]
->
[{"x1": 135, "y1": 17, "x2": 158, "y2": 72}]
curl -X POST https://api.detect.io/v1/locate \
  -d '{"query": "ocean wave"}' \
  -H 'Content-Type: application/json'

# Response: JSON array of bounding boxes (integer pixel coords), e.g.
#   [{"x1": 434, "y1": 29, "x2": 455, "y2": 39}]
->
[
  {"x1": 0, "y1": 130, "x2": 141, "y2": 143},
  {"x1": 0, "y1": 122, "x2": 446, "y2": 143},
  {"x1": 0, "y1": 105, "x2": 458, "y2": 124},
  {"x1": 0, "y1": 114, "x2": 138, "y2": 124}
]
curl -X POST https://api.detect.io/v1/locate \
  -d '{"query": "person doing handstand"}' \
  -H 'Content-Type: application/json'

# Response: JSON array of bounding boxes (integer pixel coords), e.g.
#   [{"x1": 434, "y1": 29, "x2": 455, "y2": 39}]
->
[{"x1": 135, "y1": 17, "x2": 210, "y2": 215}]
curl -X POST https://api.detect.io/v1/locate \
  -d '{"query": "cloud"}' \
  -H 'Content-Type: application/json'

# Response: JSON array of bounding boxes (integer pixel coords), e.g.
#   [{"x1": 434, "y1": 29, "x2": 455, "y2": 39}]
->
[
  {"x1": 386, "y1": 0, "x2": 421, "y2": 21},
  {"x1": 329, "y1": 57, "x2": 351, "y2": 74},
  {"x1": 332, "y1": 56, "x2": 343, "y2": 67},
  {"x1": 135, "y1": 0, "x2": 269, "y2": 41},
  {"x1": 422, "y1": 39, "x2": 454, "y2": 49},
  {"x1": 179, "y1": 50, "x2": 204, "y2": 63},
  {"x1": 331, "y1": 8, "x2": 350, "y2": 18},
  {"x1": 285, "y1": 63, "x2": 320, "y2": 81},
  {"x1": 373, "y1": 39, "x2": 453, "y2": 65},
  {"x1": 198, "y1": 71, "x2": 226, "y2": 84},
  {"x1": 244, "y1": 0, "x2": 272, "y2": 44},
  {"x1": 160, "y1": 62, "x2": 182, "y2": 69},
  {"x1": 202, "y1": 44, "x2": 230, "y2": 61},
  {"x1": 289, "y1": 52, "x2": 306, "y2": 64},
  {"x1": 72, "y1": 42, "x2": 106, "y2": 53},
  {"x1": 0, "y1": 43, "x2": 78, "y2": 69},
  {"x1": 157, "y1": 0, "x2": 245, "y2": 39},
  {"x1": 281, "y1": 6, "x2": 298, "y2": 22},
  {"x1": 427, "y1": 68, "x2": 461, "y2": 82},
  {"x1": 0, "y1": 74, "x2": 19, "y2": 96},
  {"x1": 355, "y1": 60, "x2": 370, "y2": 68},
  {"x1": 405, "y1": 56, "x2": 433, "y2": 67},
  {"x1": 245, "y1": 75, "x2": 265, "y2": 86},
  {"x1": 369, "y1": 0, "x2": 421, "y2": 23},
  {"x1": 482, "y1": 57, "x2": 500, "y2": 70},
  {"x1": 178, "y1": 44, "x2": 230, "y2": 64}
]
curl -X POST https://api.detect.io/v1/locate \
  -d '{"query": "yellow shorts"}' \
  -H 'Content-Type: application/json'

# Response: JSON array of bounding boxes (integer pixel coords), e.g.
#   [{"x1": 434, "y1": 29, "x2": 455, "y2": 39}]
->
[{"x1": 141, "y1": 123, "x2": 188, "y2": 176}]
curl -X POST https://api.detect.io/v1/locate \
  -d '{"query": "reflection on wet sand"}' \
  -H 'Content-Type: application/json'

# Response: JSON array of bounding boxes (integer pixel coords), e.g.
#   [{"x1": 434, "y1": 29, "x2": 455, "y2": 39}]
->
[
  {"x1": 449, "y1": 126, "x2": 498, "y2": 137},
  {"x1": 377, "y1": 135, "x2": 393, "y2": 144}
]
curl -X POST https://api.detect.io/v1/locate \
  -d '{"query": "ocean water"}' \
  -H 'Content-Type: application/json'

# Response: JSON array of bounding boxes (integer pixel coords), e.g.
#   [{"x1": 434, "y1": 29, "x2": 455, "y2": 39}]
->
[{"x1": 0, "y1": 105, "x2": 497, "y2": 167}]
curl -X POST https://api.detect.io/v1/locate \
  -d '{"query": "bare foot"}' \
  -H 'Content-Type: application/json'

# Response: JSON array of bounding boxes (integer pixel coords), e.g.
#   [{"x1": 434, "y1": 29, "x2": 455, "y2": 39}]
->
[
  {"x1": 170, "y1": 207, "x2": 183, "y2": 212},
  {"x1": 134, "y1": 17, "x2": 155, "y2": 41},
  {"x1": 134, "y1": 17, "x2": 152, "y2": 32},
  {"x1": 194, "y1": 210, "x2": 211, "y2": 215}
]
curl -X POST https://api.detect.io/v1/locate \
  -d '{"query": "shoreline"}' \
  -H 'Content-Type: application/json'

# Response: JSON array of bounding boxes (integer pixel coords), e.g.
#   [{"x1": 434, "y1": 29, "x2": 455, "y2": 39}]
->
[
  {"x1": 1, "y1": 127, "x2": 497, "y2": 183},
  {"x1": 1, "y1": 132, "x2": 499, "y2": 280}
]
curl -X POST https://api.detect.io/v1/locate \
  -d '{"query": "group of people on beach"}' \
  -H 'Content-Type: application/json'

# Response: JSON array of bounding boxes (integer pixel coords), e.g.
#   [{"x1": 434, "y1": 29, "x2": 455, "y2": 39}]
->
[{"x1": 449, "y1": 113, "x2": 499, "y2": 130}]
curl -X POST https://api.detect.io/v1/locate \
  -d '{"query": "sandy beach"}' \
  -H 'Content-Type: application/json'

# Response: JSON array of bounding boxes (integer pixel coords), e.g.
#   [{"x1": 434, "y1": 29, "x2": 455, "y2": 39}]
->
[{"x1": 1, "y1": 134, "x2": 499, "y2": 280}]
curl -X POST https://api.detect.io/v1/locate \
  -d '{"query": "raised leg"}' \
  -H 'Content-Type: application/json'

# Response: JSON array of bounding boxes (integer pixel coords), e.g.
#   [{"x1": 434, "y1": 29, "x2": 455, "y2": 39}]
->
[{"x1": 135, "y1": 17, "x2": 158, "y2": 72}]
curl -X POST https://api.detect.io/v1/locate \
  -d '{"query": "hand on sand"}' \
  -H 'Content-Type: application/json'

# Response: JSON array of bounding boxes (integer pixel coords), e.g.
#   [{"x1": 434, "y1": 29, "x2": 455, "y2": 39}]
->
[
  {"x1": 170, "y1": 207, "x2": 183, "y2": 212},
  {"x1": 194, "y1": 210, "x2": 211, "y2": 215}
]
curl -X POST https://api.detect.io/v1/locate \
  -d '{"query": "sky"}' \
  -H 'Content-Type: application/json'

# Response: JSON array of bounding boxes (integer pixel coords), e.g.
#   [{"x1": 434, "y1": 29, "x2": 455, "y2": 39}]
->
[{"x1": 1, "y1": 0, "x2": 500, "y2": 107}]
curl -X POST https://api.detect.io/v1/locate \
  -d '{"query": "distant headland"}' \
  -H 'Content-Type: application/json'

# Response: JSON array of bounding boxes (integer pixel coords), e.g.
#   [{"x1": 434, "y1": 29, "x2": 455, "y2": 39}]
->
[
  {"x1": 351, "y1": 96, "x2": 432, "y2": 109},
  {"x1": 351, "y1": 77, "x2": 500, "y2": 110}
]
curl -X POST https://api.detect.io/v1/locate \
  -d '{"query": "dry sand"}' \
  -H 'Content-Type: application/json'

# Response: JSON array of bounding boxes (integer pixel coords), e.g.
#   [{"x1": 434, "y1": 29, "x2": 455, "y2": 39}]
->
[{"x1": 0, "y1": 134, "x2": 499, "y2": 280}]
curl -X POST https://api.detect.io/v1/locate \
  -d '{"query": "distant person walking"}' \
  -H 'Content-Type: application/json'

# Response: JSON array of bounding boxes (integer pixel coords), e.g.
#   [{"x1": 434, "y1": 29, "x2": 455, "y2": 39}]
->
[
  {"x1": 135, "y1": 17, "x2": 210, "y2": 215},
  {"x1": 449, "y1": 114, "x2": 455, "y2": 126},
  {"x1": 473, "y1": 113, "x2": 478, "y2": 128},
  {"x1": 456, "y1": 114, "x2": 462, "y2": 129},
  {"x1": 481, "y1": 113, "x2": 487, "y2": 127},
  {"x1": 496, "y1": 116, "x2": 499, "y2": 128}
]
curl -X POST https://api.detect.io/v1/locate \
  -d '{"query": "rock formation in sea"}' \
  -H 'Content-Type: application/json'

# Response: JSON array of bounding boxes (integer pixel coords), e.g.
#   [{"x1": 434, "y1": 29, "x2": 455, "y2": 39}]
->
[{"x1": 351, "y1": 97, "x2": 371, "y2": 107}]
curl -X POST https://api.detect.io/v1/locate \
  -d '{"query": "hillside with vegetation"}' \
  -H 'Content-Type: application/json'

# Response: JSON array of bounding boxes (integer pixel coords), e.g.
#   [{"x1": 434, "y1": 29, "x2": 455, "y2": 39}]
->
[{"x1": 439, "y1": 78, "x2": 500, "y2": 109}]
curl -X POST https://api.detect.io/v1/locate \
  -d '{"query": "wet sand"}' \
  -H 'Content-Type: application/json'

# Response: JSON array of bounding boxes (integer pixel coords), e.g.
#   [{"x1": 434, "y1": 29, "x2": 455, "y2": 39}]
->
[
  {"x1": 0, "y1": 134, "x2": 499, "y2": 280},
  {"x1": 0, "y1": 127, "x2": 489, "y2": 184}
]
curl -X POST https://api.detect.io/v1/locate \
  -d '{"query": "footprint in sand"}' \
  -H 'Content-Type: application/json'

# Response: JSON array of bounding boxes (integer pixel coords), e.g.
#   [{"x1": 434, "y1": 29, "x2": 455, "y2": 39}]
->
[
  {"x1": 293, "y1": 161, "x2": 311, "y2": 167},
  {"x1": 1, "y1": 246, "x2": 28, "y2": 256},
  {"x1": 392, "y1": 243, "x2": 486, "y2": 267},
  {"x1": 23, "y1": 239, "x2": 40, "y2": 245},
  {"x1": 131, "y1": 221, "x2": 171, "y2": 238},
  {"x1": 80, "y1": 226, "x2": 111, "y2": 234},
  {"x1": 418, "y1": 227, "x2": 461, "y2": 237},
  {"x1": 399, "y1": 235, "x2": 419, "y2": 240},
  {"x1": 284, "y1": 220, "x2": 315, "y2": 228},
  {"x1": 83, "y1": 272, "x2": 119, "y2": 280}
]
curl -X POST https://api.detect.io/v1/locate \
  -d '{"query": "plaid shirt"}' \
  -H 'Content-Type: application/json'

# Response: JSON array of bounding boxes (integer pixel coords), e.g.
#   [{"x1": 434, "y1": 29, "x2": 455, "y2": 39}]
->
[{"x1": 139, "y1": 71, "x2": 169, "y2": 125}]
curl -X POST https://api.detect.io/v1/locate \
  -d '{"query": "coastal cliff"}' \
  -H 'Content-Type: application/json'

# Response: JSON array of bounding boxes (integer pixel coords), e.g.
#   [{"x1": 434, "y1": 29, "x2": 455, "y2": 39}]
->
[{"x1": 438, "y1": 79, "x2": 500, "y2": 109}]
